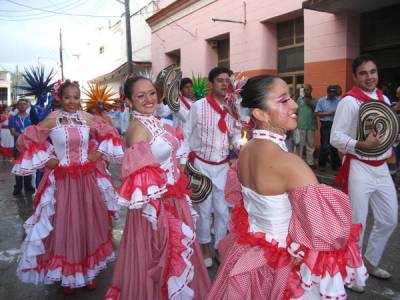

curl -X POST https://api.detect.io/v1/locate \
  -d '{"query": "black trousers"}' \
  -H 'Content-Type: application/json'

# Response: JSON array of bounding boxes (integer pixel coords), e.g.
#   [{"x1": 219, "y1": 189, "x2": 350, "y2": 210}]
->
[
  {"x1": 13, "y1": 146, "x2": 33, "y2": 191},
  {"x1": 319, "y1": 121, "x2": 341, "y2": 169},
  {"x1": 15, "y1": 175, "x2": 33, "y2": 192}
]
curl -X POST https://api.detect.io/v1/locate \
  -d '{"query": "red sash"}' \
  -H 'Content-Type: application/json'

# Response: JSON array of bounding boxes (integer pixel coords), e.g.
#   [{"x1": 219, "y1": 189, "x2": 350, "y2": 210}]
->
[
  {"x1": 180, "y1": 96, "x2": 191, "y2": 110},
  {"x1": 334, "y1": 155, "x2": 386, "y2": 194},
  {"x1": 188, "y1": 151, "x2": 229, "y2": 166},
  {"x1": 206, "y1": 94, "x2": 229, "y2": 134}
]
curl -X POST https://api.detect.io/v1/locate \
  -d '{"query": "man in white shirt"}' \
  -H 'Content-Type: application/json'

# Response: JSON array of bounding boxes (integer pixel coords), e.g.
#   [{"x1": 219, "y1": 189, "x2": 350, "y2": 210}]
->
[
  {"x1": 330, "y1": 55, "x2": 398, "y2": 290},
  {"x1": 174, "y1": 77, "x2": 196, "y2": 130},
  {"x1": 184, "y1": 67, "x2": 241, "y2": 268}
]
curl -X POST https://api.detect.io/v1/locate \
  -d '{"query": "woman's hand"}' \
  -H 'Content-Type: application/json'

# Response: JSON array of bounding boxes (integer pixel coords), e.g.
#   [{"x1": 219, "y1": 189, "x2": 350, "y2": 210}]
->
[
  {"x1": 45, "y1": 158, "x2": 59, "y2": 169},
  {"x1": 88, "y1": 151, "x2": 102, "y2": 162}
]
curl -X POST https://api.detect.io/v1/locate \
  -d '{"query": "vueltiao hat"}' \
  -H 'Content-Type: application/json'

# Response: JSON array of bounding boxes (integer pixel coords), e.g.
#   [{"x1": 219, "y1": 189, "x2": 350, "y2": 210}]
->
[
  {"x1": 155, "y1": 64, "x2": 182, "y2": 112},
  {"x1": 356, "y1": 101, "x2": 400, "y2": 157},
  {"x1": 184, "y1": 162, "x2": 212, "y2": 203}
]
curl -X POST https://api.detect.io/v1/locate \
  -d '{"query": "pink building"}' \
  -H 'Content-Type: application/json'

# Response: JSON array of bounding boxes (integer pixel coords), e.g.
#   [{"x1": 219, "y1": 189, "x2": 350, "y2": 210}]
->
[{"x1": 147, "y1": 0, "x2": 400, "y2": 99}]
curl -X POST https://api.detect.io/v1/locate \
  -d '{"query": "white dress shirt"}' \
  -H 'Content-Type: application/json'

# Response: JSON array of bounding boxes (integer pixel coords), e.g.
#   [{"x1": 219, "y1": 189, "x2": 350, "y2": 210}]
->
[{"x1": 183, "y1": 97, "x2": 241, "y2": 163}]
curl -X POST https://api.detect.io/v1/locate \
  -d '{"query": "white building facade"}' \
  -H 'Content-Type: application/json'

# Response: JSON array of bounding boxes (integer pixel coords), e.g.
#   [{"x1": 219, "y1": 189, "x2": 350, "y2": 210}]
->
[{"x1": 0, "y1": 66, "x2": 12, "y2": 106}]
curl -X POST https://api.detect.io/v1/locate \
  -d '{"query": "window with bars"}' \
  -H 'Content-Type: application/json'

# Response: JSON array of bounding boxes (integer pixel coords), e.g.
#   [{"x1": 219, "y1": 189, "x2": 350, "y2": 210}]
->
[
  {"x1": 166, "y1": 49, "x2": 181, "y2": 68},
  {"x1": 277, "y1": 17, "x2": 304, "y2": 73},
  {"x1": 0, "y1": 88, "x2": 7, "y2": 103},
  {"x1": 217, "y1": 39, "x2": 230, "y2": 68}
]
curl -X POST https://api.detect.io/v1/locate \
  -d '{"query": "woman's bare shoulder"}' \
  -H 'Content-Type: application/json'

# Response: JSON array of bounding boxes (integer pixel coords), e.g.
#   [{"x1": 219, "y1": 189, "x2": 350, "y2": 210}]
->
[
  {"x1": 37, "y1": 112, "x2": 58, "y2": 129},
  {"x1": 275, "y1": 151, "x2": 318, "y2": 189},
  {"x1": 126, "y1": 119, "x2": 150, "y2": 146}
]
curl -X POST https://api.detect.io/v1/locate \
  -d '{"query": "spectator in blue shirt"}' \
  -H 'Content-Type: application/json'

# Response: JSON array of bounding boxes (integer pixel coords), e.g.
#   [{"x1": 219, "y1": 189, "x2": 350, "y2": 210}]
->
[
  {"x1": 9, "y1": 98, "x2": 34, "y2": 195},
  {"x1": 314, "y1": 85, "x2": 341, "y2": 170}
]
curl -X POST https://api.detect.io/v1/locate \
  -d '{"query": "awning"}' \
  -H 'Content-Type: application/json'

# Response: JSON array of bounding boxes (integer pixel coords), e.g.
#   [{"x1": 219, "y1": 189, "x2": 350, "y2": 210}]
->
[
  {"x1": 302, "y1": 0, "x2": 400, "y2": 13},
  {"x1": 90, "y1": 61, "x2": 151, "y2": 84}
]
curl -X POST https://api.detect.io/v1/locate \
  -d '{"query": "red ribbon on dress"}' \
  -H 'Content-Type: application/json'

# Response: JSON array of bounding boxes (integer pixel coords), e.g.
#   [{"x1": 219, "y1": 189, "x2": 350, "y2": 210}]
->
[
  {"x1": 206, "y1": 94, "x2": 228, "y2": 134},
  {"x1": 334, "y1": 86, "x2": 386, "y2": 194},
  {"x1": 334, "y1": 154, "x2": 385, "y2": 194},
  {"x1": 180, "y1": 96, "x2": 191, "y2": 110},
  {"x1": 343, "y1": 86, "x2": 384, "y2": 102}
]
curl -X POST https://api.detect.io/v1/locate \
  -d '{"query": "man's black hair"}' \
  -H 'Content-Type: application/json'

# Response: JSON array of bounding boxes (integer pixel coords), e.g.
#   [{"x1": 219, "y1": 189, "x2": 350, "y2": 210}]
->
[
  {"x1": 352, "y1": 54, "x2": 377, "y2": 74},
  {"x1": 208, "y1": 66, "x2": 233, "y2": 83},
  {"x1": 180, "y1": 77, "x2": 193, "y2": 90}
]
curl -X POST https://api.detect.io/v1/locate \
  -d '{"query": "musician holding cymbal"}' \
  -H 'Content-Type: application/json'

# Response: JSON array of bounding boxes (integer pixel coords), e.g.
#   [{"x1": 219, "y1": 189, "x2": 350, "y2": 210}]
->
[{"x1": 331, "y1": 54, "x2": 399, "y2": 292}]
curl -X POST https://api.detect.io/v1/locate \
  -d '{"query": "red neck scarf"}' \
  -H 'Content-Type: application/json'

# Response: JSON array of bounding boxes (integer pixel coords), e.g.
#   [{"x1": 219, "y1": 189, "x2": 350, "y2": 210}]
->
[
  {"x1": 206, "y1": 94, "x2": 228, "y2": 134},
  {"x1": 343, "y1": 86, "x2": 384, "y2": 102},
  {"x1": 180, "y1": 96, "x2": 191, "y2": 110}
]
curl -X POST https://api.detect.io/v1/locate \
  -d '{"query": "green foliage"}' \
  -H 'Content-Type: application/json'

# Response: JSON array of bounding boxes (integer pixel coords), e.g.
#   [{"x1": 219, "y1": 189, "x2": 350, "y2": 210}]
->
[{"x1": 191, "y1": 73, "x2": 209, "y2": 100}]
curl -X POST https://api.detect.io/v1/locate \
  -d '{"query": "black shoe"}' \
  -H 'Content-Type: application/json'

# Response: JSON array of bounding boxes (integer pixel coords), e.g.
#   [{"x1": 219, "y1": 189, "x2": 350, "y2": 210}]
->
[{"x1": 13, "y1": 189, "x2": 22, "y2": 196}]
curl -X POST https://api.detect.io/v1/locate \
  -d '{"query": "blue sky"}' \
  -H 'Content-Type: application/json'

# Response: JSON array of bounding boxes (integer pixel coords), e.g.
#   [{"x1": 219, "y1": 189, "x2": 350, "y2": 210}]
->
[{"x1": 0, "y1": 0, "x2": 130, "y2": 74}]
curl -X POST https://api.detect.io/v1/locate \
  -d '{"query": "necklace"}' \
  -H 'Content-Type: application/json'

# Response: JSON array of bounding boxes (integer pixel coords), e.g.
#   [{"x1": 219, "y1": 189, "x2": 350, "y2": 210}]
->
[
  {"x1": 131, "y1": 111, "x2": 154, "y2": 120},
  {"x1": 252, "y1": 129, "x2": 288, "y2": 152}
]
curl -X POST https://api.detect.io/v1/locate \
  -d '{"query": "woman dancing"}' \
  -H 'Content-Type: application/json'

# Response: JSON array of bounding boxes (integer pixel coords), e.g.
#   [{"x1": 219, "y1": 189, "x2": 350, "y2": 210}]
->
[
  {"x1": 208, "y1": 76, "x2": 367, "y2": 299},
  {"x1": 105, "y1": 76, "x2": 211, "y2": 300},
  {"x1": 0, "y1": 105, "x2": 14, "y2": 159},
  {"x1": 13, "y1": 80, "x2": 123, "y2": 294}
]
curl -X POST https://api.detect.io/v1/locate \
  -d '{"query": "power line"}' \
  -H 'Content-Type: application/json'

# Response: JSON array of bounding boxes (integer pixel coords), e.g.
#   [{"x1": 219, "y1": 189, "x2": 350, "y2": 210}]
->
[
  {"x1": 0, "y1": 0, "x2": 81, "y2": 12},
  {"x1": 0, "y1": 0, "x2": 86, "y2": 18},
  {"x1": 3, "y1": 0, "x2": 120, "y2": 18}
]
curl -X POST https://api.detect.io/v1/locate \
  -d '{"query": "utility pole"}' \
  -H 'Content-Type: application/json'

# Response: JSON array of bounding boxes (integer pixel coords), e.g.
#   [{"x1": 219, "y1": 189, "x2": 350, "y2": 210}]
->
[
  {"x1": 59, "y1": 29, "x2": 65, "y2": 81},
  {"x1": 15, "y1": 65, "x2": 19, "y2": 101},
  {"x1": 124, "y1": 0, "x2": 133, "y2": 75}
]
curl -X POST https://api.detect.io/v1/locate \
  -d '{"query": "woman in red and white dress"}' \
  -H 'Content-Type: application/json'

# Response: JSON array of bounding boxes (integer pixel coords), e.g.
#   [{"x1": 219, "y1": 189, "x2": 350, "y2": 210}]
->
[
  {"x1": 13, "y1": 80, "x2": 123, "y2": 294},
  {"x1": 105, "y1": 76, "x2": 211, "y2": 300},
  {"x1": 0, "y1": 105, "x2": 14, "y2": 159},
  {"x1": 208, "y1": 76, "x2": 368, "y2": 299}
]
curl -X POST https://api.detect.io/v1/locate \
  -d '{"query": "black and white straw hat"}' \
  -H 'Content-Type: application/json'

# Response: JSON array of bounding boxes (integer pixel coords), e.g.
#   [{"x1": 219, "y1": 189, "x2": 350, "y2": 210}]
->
[
  {"x1": 356, "y1": 101, "x2": 400, "y2": 157},
  {"x1": 185, "y1": 162, "x2": 212, "y2": 204},
  {"x1": 155, "y1": 64, "x2": 182, "y2": 112}
]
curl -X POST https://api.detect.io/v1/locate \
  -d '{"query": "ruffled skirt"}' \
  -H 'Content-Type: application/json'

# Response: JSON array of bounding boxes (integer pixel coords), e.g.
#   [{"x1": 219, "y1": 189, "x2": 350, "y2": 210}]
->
[
  {"x1": 209, "y1": 236, "x2": 296, "y2": 300},
  {"x1": 105, "y1": 194, "x2": 211, "y2": 300},
  {"x1": 0, "y1": 128, "x2": 14, "y2": 157},
  {"x1": 16, "y1": 169, "x2": 115, "y2": 288}
]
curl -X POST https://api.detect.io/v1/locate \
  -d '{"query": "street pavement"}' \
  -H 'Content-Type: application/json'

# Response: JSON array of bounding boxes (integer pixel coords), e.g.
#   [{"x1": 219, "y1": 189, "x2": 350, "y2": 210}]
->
[{"x1": 0, "y1": 160, "x2": 399, "y2": 300}]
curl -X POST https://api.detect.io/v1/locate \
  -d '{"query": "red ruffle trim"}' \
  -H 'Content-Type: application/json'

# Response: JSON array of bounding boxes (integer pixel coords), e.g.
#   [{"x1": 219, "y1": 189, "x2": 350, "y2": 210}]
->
[
  {"x1": 164, "y1": 173, "x2": 192, "y2": 199},
  {"x1": 24, "y1": 239, "x2": 113, "y2": 277},
  {"x1": 97, "y1": 133, "x2": 123, "y2": 146},
  {"x1": 162, "y1": 203, "x2": 194, "y2": 298},
  {"x1": 13, "y1": 143, "x2": 50, "y2": 167},
  {"x1": 230, "y1": 201, "x2": 292, "y2": 269},
  {"x1": 289, "y1": 224, "x2": 364, "y2": 279},
  {"x1": 19, "y1": 142, "x2": 50, "y2": 160},
  {"x1": 33, "y1": 169, "x2": 52, "y2": 209},
  {"x1": 104, "y1": 286, "x2": 121, "y2": 300},
  {"x1": 0, "y1": 146, "x2": 13, "y2": 158},
  {"x1": 282, "y1": 265, "x2": 304, "y2": 300},
  {"x1": 118, "y1": 166, "x2": 167, "y2": 201},
  {"x1": 54, "y1": 161, "x2": 97, "y2": 180}
]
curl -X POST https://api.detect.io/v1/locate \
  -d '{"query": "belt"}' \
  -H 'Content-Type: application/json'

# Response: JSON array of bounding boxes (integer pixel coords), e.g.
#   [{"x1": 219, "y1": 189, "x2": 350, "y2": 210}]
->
[{"x1": 188, "y1": 151, "x2": 229, "y2": 166}]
